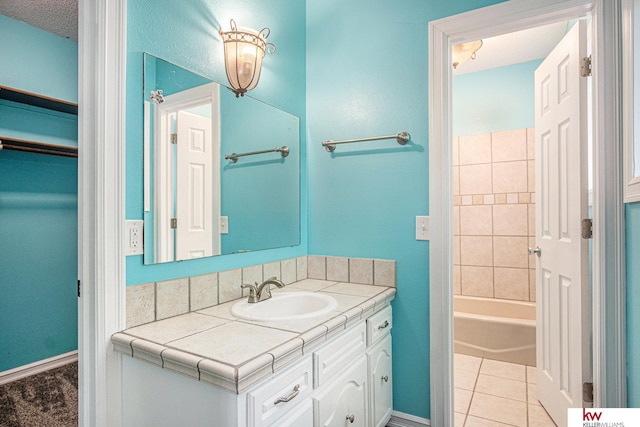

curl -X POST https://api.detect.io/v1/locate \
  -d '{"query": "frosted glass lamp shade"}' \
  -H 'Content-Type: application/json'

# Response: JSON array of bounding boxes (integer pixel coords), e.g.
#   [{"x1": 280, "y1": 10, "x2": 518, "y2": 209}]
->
[{"x1": 220, "y1": 20, "x2": 275, "y2": 97}]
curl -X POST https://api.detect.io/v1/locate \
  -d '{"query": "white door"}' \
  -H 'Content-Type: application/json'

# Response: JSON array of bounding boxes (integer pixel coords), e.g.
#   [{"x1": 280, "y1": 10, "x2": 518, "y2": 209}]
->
[
  {"x1": 534, "y1": 20, "x2": 591, "y2": 427},
  {"x1": 175, "y1": 110, "x2": 217, "y2": 259}
]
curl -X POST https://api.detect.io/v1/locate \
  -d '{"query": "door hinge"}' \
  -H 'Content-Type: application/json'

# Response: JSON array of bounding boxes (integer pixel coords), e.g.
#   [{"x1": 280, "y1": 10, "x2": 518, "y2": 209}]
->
[
  {"x1": 581, "y1": 218, "x2": 593, "y2": 239},
  {"x1": 583, "y1": 382, "x2": 594, "y2": 403},
  {"x1": 581, "y1": 55, "x2": 592, "y2": 77},
  {"x1": 171, "y1": 133, "x2": 177, "y2": 144},
  {"x1": 77, "y1": 280, "x2": 81, "y2": 297},
  {"x1": 171, "y1": 218, "x2": 177, "y2": 229}
]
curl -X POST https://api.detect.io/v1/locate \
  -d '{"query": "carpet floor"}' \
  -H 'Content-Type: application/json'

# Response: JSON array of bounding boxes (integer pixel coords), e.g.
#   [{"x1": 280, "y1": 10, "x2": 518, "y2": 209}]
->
[{"x1": 0, "y1": 362, "x2": 78, "y2": 427}]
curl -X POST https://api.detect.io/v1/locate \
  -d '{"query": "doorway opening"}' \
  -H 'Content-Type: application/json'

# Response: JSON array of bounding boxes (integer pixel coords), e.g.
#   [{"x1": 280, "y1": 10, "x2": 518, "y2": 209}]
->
[
  {"x1": 451, "y1": 18, "x2": 592, "y2": 426},
  {"x1": 429, "y1": 1, "x2": 626, "y2": 427}
]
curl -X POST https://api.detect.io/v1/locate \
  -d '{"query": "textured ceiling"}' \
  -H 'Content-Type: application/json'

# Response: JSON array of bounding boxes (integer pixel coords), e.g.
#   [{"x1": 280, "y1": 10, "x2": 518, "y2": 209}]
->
[{"x1": 0, "y1": 0, "x2": 78, "y2": 41}]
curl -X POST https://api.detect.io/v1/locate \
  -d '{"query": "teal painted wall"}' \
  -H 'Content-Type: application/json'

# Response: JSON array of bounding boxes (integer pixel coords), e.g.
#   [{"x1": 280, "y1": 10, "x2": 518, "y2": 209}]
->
[
  {"x1": 306, "y1": 0, "x2": 503, "y2": 418},
  {"x1": 220, "y1": 96, "x2": 300, "y2": 254},
  {"x1": 453, "y1": 59, "x2": 542, "y2": 136},
  {"x1": 0, "y1": 15, "x2": 78, "y2": 371},
  {"x1": 627, "y1": 202, "x2": 640, "y2": 407},
  {"x1": 0, "y1": 14, "x2": 77, "y2": 103},
  {"x1": 126, "y1": 0, "x2": 307, "y2": 285}
]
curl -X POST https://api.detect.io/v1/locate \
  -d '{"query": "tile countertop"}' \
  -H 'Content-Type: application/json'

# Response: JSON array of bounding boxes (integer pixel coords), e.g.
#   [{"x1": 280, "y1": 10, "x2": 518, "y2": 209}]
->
[{"x1": 112, "y1": 279, "x2": 396, "y2": 394}]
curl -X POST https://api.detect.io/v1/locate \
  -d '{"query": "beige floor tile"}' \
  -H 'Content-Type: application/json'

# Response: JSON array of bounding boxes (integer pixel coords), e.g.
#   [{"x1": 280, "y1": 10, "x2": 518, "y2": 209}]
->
[
  {"x1": 475, "y1": 374, "x2": 526, "y2": 402},
  {"x1": 527, "y1": 382, "x2": 540, "y2": 406},
  {"x1": 528, "y1": 404, "x2": 557, "y2": 426},
  {"x1": 454, "y1": 411, "x2": 466, "y2": 427},
  {"x1": 480, "y1": 359, "x2": 526, "y2": 381},
  {"x1": 455, "y1": 353, "x2": 483, "y2": 373},
  {"x1": 526, "y1": 365, "x2": 537, "y2": 383},
  {"x1": 464, "y1": 415, "x2": 517, "y2": 427},
  {"x1": 455, "y1": 388, "x2": 473, "y2": 414},
  {"x1": 468, "y1": 392, "x2": 527, "y2": 426},
  {"x1": 455, "y1": 368, "x2": 478, "y2": 391}
]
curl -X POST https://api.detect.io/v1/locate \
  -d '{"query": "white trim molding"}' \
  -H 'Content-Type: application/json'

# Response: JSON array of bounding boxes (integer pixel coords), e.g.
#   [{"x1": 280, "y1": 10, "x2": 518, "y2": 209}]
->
[
  {"x1": 429, "y1": 0, "x2": 626, "y2": 424},
  {"x1": 0, "y1": 351, "x2": 78, "y2": 386},
  {"x1": 590, "y1": 0, "x2": 628, "y2": 408},
  {"x1": 387, "y1": 411, "x2": 430, "y2": 427},
  {"x1": 78, "y1": 0, "x2": 127, "y2": 426},
  {"x1": 622, "y1": 0, "x2": 640, "y2": 203}
]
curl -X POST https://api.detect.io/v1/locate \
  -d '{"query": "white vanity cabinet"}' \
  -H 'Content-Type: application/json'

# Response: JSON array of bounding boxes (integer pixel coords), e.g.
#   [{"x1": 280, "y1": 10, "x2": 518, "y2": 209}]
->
[{"x1": 119, "y1": 301, "x2": 393, "y2": 427}]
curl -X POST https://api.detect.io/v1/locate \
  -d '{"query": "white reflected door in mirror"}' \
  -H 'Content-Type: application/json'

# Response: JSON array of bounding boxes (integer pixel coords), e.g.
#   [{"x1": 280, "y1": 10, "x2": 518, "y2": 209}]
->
[
  {"x1": 175, "y1": 110, "x2": 219, "y2": 260},
  {"x1": 152, "y1": 83, "x2": 221, "y2": 263},
  {"x1": 623, "y1": 0, "x2": 640, "y2": 202}
]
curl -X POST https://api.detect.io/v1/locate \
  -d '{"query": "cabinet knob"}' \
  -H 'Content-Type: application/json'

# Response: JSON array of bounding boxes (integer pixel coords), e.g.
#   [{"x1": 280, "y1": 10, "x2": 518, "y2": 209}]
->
[
  {"x1": 377, "y1": 320, "x2": 390, "y2": 330},
  {"x1": 346, "y1": 414, "x2": 355, "y2": 423},
  {"x1": 274, "y1": 384, "x2": 300, "y2": 405},
  {"x1": 382, "y1": 375, "x2": 389, "y2": 382}
]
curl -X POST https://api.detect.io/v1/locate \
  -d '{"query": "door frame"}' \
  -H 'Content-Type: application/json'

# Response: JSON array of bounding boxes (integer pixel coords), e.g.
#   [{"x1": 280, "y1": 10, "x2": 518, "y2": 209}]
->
[
  {"x1": 428, "y1": 0, "x2": 626, "y2": 425},
  {"x1": 78, "y1": 0, "x2": 127, "y2": 425}
]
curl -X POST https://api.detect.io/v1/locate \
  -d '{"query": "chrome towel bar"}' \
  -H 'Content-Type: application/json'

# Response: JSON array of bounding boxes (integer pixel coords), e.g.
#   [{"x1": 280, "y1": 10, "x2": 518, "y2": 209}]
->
[
  {"x1": 224, "y1": 145, "x2": 289, "y2": 163},
  {"x1": 321, "y1": 131, "x2": 410, "y2": 152}
]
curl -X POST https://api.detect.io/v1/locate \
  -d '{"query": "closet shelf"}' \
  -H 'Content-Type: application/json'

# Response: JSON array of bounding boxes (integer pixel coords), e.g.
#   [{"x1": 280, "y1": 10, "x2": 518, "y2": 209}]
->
[{"x1": 0, "y1": 85, "x2": 78, "y2": 115}]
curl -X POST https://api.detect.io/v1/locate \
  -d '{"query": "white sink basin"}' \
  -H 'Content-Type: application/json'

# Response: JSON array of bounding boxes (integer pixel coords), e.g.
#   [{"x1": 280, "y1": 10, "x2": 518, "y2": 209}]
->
[{"x1": 231, "y1": 292, "x2": 338, "y2": 322}]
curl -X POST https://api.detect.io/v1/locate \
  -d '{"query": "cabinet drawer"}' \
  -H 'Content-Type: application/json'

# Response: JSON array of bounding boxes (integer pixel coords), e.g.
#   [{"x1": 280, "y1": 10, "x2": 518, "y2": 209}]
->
[
  {"x1": 247, "y1": 355, "x2": 313, "y2": 427},
  {"x1": 367, "y1": 305, "x2": 392, "y2": 345},
  {"x1": 314, "y1": 322, "x2": 366, "y2": 387}
]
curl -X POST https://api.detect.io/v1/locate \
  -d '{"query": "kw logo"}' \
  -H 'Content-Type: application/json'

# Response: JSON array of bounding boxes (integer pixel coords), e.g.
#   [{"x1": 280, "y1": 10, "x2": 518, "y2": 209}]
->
[{"x1": 583, "y1": 408, "x2": 603, "y2": 421}]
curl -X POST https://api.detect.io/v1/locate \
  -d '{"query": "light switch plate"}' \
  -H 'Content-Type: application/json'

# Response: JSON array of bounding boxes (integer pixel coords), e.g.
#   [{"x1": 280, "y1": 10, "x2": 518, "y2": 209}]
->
[
  {"x1": 220, "y1": 216, "x2": 229, "y2": 234},
  {"x1": 416, "y1": 216, "x2": 430, "y2": 240},
  {"x1": 125, "y1": 220, "x2": 144, "y2": 255}
]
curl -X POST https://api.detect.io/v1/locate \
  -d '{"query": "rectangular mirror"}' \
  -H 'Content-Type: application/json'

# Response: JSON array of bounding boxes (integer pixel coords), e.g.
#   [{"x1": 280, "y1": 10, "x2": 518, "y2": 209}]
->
[{"x1": 143, "y1": 53, "x2": 300, "y2": 264}]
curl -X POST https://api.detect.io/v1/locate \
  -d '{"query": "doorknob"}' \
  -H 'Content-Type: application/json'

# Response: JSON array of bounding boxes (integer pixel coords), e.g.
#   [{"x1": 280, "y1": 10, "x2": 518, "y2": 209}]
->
[{"x1": 528, "y1": 246, "x2": 542, "y2": 257}]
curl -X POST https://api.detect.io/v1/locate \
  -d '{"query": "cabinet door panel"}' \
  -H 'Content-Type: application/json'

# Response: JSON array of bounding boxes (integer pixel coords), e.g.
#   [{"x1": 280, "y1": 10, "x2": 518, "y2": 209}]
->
[
  {"x1": 314, "y1": 355, "x2": 368, "y2": 427},
  {"x1": 368, "y1": 334, "x2": 392, "y2": 427}
]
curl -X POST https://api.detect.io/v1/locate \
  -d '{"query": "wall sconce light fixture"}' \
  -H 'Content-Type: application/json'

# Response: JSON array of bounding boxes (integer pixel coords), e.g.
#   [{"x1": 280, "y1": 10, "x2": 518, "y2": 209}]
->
[
  {"x1": 219, "y1": 19, "x2": 276, "y2": 97},
  {"x1": 452, "y1": 40, "x2": 483, "y2": 69}
]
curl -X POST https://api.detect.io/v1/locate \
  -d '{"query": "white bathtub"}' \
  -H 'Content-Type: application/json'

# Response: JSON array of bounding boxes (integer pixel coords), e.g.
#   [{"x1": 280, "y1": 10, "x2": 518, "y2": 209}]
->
[{"x1": 454, "y1": 295, "x2": 536, "y2": 366}]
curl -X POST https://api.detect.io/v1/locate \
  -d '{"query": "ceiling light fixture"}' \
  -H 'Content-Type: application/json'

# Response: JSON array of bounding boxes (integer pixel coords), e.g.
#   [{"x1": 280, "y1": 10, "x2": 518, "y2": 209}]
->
[{"x1": 452, "y1": 40, "x2": 483, "y2": 69}]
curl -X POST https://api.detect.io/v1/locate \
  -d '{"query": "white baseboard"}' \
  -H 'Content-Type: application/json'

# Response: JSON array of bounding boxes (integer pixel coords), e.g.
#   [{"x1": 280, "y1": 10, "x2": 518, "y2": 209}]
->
[
  {"x1": 387, "y1": 410, "x2": 431, "y2": 427},
  {"x1": 0, "y1": 350, "x2": 78, "y2": 385}
]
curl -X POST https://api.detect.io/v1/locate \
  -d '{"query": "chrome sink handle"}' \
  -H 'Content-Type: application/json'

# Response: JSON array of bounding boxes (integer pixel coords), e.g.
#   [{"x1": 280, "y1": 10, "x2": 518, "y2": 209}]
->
[{"x1": 241, "y1": 284, "x2": 258, "y2": 303}]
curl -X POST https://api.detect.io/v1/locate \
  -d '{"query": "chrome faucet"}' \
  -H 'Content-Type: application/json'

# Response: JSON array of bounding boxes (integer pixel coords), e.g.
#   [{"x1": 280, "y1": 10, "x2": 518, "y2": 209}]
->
[{"x1": 241, "y1": 277, "x2": 285, "y2": 303}]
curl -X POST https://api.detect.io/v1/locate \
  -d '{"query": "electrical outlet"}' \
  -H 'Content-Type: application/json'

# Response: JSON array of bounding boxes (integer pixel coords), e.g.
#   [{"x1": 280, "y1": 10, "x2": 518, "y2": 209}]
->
[
  {"x1": 416, "y1": 216, "x2": 430, "y2": 240},
  {"x1": 125, "y1": 220, "x2": 144, "y2": 255}
]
